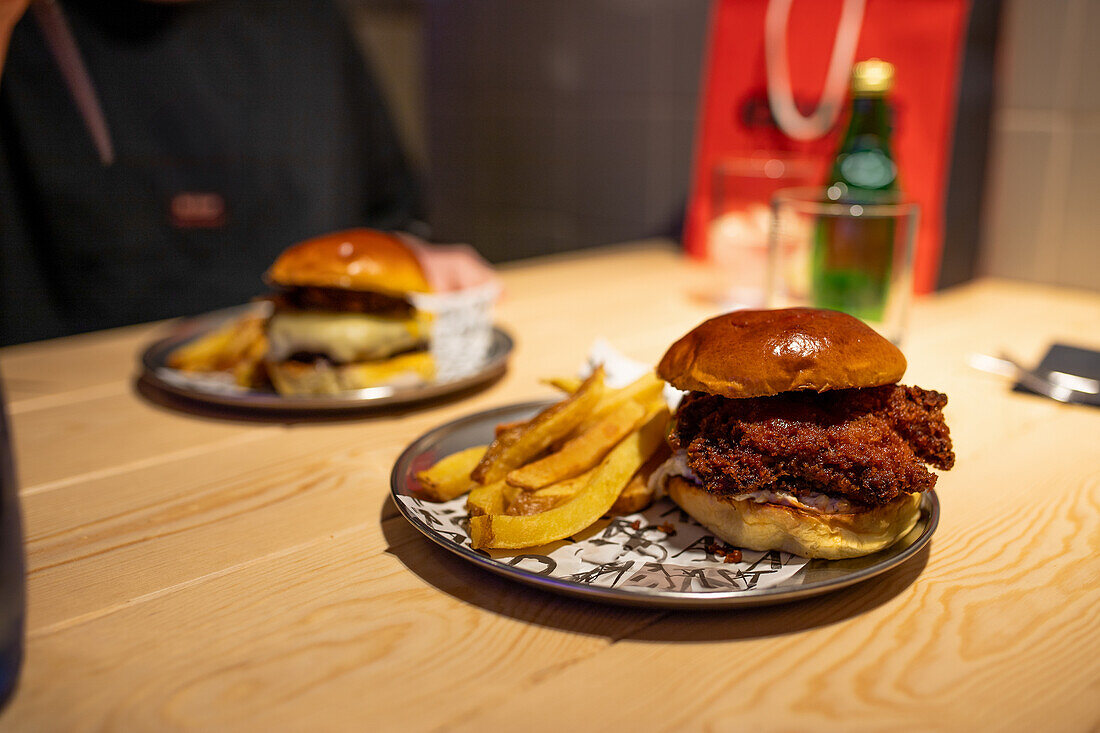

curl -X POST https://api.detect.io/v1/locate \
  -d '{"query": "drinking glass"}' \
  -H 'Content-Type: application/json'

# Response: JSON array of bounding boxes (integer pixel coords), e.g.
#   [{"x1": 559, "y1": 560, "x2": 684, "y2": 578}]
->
[
  {"x1": 768, "y1": 187, "x2": 919, "y2": 344},
  {"x1": 707, "y1": 156, "x2": 817, "y2": 307}
]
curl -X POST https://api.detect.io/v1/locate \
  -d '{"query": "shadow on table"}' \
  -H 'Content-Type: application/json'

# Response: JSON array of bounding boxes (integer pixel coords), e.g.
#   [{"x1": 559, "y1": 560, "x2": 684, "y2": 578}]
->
[
  {"x1": 380, "y1": 496, "x2": 931, "y2": 643},
  {"x1": 630, "y1": 545, "x2": 930, "y2": 642},
  {"x1": 132, "y1": 371, "x2": 506, "y2": 425}
]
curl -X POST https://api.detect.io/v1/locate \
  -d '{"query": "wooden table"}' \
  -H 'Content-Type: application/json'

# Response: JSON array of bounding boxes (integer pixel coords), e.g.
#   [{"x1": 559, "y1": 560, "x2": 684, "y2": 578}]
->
[{"x1": 0, "y1": 243, "x2": 1097, "y2": 732}]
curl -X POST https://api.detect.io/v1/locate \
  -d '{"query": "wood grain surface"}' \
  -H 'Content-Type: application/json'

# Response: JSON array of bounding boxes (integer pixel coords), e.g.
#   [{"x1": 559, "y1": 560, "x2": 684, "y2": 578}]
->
[{"x1": 0, "y1": 242, "x2": 1097, "y2": 732}]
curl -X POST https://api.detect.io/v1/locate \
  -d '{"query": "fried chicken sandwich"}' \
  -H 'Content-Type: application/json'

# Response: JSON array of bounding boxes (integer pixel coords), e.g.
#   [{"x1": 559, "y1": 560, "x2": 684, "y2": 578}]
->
[
  {"x1": 262, "y1": 229, "x2": 435, "y2": 395},
  {"x1": 653, "y1": 308, "x2": 954, "y2": 559}
]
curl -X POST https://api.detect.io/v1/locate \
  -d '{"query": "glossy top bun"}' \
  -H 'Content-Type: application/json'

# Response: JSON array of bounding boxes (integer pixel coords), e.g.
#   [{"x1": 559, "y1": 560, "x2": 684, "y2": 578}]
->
[
  {"x1": 657, "y1": 307, "x2": 905, "y2": 398},
  {"x1": 266, "y1": 229, "x2": 431, "y2": 296}
]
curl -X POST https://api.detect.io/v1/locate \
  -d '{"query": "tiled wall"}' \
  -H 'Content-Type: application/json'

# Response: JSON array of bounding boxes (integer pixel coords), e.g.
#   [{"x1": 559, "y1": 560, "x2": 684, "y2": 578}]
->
[
  {"x1": 981, "y1": 0, "x2": 1100, "y2": 290},
  {"x1": 421, "y1": 0, "x2": 709, "y2": 262}
]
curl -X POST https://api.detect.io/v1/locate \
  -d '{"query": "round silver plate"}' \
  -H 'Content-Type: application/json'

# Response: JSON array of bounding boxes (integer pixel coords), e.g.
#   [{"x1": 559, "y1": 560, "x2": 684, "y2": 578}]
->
[
  {"x1": 140, "y1": 305, "x2": 514, "y2": 411},
  {"x1": 391, "y1": 401, "x2": 940, "y2": 609}
]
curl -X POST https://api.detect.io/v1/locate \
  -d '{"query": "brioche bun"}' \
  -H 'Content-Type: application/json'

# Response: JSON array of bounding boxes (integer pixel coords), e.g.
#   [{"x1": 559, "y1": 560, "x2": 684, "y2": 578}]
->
[
  {"x1": 266, "y1": 351, "x2": 434, "y2": 396},
  {"x1": 657, "y1": 308, "x2": 905, "y2": 398},
  {"x1": 667, "y1": 477, "x2": 921, "y2": 560},
  {"x1": 265, "y1": 229, "x2": 431, "y2": 296}
]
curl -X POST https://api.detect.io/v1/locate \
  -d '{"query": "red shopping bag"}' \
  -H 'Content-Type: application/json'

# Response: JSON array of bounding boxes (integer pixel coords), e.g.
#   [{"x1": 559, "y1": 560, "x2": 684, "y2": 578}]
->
[{"x1": 685, "y1": 0, "x2": 970, "y2": 294}]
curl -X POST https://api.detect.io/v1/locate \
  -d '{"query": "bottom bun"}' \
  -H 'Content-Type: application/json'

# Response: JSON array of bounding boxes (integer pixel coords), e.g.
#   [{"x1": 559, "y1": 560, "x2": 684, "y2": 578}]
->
[
  {"x1": 667, "y1": 477, "x2": 922, "y2": 560},
  {"x1": 266, "y1": 351, "x2": 435, "y2": 396}
]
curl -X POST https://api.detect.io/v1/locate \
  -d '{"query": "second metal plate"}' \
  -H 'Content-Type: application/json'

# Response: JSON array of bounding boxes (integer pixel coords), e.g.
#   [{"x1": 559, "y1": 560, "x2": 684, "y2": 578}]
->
[{"x1": 141, "y1": 305, "x2": 514, "y2": 412}]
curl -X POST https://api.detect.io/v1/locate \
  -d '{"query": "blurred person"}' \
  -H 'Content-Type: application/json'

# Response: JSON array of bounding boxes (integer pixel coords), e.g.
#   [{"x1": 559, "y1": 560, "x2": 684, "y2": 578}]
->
[{"x1": 0, "y1": 0, "x2": 424, "y2": 346}]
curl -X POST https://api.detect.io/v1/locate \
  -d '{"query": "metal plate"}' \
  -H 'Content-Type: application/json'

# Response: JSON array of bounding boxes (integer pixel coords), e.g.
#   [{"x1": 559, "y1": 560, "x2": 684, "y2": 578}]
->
[
  {"x1": 140, "y1": 305, "x2": 513, "y2": 411},
  {"x1": 391, "y1": 401, "x2": 940, "y2": 609}
]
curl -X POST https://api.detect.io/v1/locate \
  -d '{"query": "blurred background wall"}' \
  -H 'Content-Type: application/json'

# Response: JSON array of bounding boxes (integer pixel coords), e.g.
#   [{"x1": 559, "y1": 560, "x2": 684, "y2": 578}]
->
[
  {"x1": 421, "y1": 0, "x2": 708, "y2": 261},
  {"x1": 981, "y1": 0, "x2": 1100, "y2": 291},
  {"x1": 347, "y1": 0, "x2": 707, "y2": 261},
  {"x1": 346, "y1": 0, "x2": 1099, "y2": 290}
]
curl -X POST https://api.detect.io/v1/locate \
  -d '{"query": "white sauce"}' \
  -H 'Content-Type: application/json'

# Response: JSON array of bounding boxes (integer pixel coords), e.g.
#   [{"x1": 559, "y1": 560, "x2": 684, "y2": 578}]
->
[
  {"x1": 647, "y1": 449, "x2": 696, "y2": 497},
  {"x1": 650, "y1": 450, "x2": 855, "y2": 514}
]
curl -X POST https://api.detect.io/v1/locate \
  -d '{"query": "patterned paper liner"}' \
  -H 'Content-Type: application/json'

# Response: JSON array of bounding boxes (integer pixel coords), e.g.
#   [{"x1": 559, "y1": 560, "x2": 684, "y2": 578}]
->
[
  {"x1": 155, "y1": 367, "x2": 248, "y2": 397},
  {"x1": 396, "y1": 494, "x2": 808, "y2": 595}
]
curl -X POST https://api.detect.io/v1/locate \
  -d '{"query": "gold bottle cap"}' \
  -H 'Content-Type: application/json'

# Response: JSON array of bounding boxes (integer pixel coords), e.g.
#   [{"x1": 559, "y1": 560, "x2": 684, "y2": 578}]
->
[{"x1": 851, "y1": 58, "x2": 895, "y2": 94}]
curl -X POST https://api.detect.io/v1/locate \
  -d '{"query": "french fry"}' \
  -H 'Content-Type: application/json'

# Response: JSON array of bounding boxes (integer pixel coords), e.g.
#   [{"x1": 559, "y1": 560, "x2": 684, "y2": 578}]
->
[
  {"x1": 501, "y1": 481, "x2": 525, "y2": 509},
  {"x1": 582, "y1": 372, "x2": 664, "y2": 429},
  {"x1": 471, "y1": 422, "x2": 526, "y2": 487},
  {"x1": 505, "y1": 400, "x2": 645, "y2": 490},
  {"x1": 494, "y1": 420, "x2": 527, "y2": 438},
  {"x1": 415, "y1": 445, "x2": 488, "y2": 502},
  {"x1": 232, "y1": 329, "x2": 270, "y2": 388},
  {"x1": 168, "y1": 314, "x2": 267, "y2": 375},
  {"x1": 542, "y1": 376, "x2": 582, "y2": 394},
  {"x1": 471, "y1": 367, "x2": 606, "y2": 484},
  {"x1": 469, "y1": 406, "x2": 670, "y2": 549},
  {"x1": 506, "y1": 469, "x2": 595, "y2": 516},
  {"x1": 609, "y1": 441, "x2": 671, "y2": 515},
  {"x1": 466, "y1": 480, "x2": 507, "y2": 516},
  {"x1": 168, "y1": 327, "x2": 236, "y2": 372},
  {"x1": 541, "y1": 371, "x2": 663, "y2": 448}
]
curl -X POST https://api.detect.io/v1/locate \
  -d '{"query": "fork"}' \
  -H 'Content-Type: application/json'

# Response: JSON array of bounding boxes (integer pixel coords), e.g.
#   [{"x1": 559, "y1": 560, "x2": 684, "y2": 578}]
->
[{"x1": 967, "y1": 353, "x2": 1100, "y2": 403}]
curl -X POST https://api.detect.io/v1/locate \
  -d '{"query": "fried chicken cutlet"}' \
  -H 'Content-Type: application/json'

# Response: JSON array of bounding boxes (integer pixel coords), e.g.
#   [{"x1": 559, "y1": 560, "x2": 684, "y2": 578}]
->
[{"x1": 671, "y1": 385, "x2": 955, "y2": 508}]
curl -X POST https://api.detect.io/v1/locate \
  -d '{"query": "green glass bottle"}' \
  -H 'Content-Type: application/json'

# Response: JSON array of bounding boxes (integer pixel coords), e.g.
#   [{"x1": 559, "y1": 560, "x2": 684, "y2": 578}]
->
[{"x1": 812, "y1": 58, "x2": 898, "y2": 321}]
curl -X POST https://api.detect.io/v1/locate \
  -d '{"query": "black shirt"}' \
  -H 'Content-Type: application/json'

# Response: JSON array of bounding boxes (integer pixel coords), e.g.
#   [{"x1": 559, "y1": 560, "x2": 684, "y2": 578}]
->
[{"x1": 0, "y1": 0, "x2": 421, "y2": 345}]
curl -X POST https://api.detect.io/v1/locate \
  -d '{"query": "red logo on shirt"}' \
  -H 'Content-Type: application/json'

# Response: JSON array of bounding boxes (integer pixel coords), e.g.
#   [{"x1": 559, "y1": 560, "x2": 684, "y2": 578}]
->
[{"x1": 169, "y1": 192, "x2": 227, "y2": 228}]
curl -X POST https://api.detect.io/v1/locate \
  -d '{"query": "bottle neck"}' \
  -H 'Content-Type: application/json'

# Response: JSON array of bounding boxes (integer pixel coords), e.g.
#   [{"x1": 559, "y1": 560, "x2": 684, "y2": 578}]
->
[
  {"x1": 842, "y1": 94, "x2": 891, "y2": 143},
  {"x1": 827, "y1": 92, "x2": 898, "y2": 195}
]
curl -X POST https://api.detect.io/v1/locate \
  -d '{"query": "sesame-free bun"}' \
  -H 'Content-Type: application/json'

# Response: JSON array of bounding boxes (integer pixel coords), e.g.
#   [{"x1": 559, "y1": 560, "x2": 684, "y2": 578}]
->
[
  {"x1": 657, "y1": 308, "x2": 905, "y2": 398},
  {"x1": 667, "y1": 477, "x2": 921, "y2": 559},
  {"x1": 266, "y1": 229, "x2": 431, "y2": 296}
]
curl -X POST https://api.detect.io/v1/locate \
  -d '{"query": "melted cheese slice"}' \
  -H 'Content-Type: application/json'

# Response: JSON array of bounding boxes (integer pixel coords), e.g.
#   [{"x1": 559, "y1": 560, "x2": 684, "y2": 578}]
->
[{"x1": 266, "y1": 311, "x2": 428, "y2": 364}]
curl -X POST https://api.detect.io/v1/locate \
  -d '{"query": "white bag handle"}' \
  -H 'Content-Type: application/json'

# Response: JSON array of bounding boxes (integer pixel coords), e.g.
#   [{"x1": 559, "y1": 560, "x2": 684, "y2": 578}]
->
[{"x1": 765, "y1": 0, "x2": 865, "y2": 141}]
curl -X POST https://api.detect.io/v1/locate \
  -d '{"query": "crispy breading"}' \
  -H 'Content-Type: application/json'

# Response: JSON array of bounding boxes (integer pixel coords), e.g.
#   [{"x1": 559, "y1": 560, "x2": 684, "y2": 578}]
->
[{"x1": 671, "y1": 385, "x2": 954, "y2": 507}]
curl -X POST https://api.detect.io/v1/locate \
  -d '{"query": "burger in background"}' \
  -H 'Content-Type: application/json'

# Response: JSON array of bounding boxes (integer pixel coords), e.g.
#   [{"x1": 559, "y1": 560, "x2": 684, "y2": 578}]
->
[
  {"x1": 263, "y1": 229, "x2": 437, "y2": 395},
  {"x1": 652, "y1": 307, "x2": 954, "y2": 559},
  {"x1": 167, "y1": 228, "x2": 500, "y2": 396}
]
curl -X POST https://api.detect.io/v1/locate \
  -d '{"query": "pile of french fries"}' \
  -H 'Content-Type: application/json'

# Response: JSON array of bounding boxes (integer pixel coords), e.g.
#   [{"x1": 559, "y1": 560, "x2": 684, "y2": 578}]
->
[
  {"x1": 415, "y1": 367, "x2": 672, "y2": 549},
  {"x1": 166, "y1": 314, "x2": 269, "y2": 388}
]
